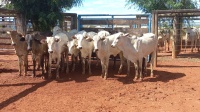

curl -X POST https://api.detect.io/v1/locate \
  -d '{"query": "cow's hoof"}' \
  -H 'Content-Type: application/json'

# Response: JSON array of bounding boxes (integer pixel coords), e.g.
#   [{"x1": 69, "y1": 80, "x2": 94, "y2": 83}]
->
[
  {"x1": 139, "y1": 78, "x2": 143, "y2": 82},
  {"x1": 56, "y1": 76, "x2": 60, "y2": 80}
]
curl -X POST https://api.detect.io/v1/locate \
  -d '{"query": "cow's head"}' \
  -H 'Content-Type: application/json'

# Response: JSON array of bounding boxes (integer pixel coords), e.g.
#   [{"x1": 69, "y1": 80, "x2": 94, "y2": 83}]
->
[
  {"x1": 92, "y1": 35, "x2": 101, "y2": 52},
  {"x1": 7, "y1": 31, "x2": 25, "y2": 46},
  {"x1": 52, "y1": 26, "x2": 62, "y2": 36},
  {"x1": 111, "y1": 33, "x2": 129, "y2": 48},
  {"x1": 98, "y1": 30, "x2": 110, "y2": 39},
  {"x1": 46, "y1": 36, "x2": 55, "y2": 53},
  {"x1": 74, "y1": 31, "x2": 87, "y2": 50}
]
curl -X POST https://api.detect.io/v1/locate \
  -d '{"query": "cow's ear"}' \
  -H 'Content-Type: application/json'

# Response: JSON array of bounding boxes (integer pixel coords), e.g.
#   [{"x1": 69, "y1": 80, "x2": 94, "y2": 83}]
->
[
  {"x1": 40, "y1": 39, "x2": 47, "y2": 44},
  {"x1": 6, "y1": 31, "x2": 11, "y2": 34},
  {"x1": 100, "y1": 37, "x2": 105, "y2": 40},
  {"x1": 55, "y1": 38, "x2": 60, "y2": 42},
  {"x1": 20, "y1": 37, "x2": 25, "y2": 41},
  {"x1": 124, "y1": 33, "x2": 129, "y2": 36},
  {"x1": 72, "y1": 35, "x2": 76, "y2": 39},
  {"x1": 86, "y1": 37, "x2": 93, "y2": 42},
  {"x1": 84, "y1": 35, "x2": 88, "y2": 39}
]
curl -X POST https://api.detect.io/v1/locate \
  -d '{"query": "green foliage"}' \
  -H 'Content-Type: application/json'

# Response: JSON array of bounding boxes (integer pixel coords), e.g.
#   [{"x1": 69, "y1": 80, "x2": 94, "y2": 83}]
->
[
  {"x1": 126, "y1": 0, "x2": 198, "y2": 13},
  {"x1": 4, "y1": 0, "x2": 82, "y2": 31}
]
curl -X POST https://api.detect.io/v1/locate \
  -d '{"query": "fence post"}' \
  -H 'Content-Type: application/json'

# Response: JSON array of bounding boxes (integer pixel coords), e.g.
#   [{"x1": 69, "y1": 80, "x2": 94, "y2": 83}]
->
[{"x1": 77, "y1": 15, "x2": 81, "y2": 31}]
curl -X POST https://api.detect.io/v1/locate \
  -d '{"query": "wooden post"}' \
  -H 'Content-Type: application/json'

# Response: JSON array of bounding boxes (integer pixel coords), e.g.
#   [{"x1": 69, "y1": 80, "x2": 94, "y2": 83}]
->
[{"x1": 154, "y1": 12, "x2": 158, "y2": 67}]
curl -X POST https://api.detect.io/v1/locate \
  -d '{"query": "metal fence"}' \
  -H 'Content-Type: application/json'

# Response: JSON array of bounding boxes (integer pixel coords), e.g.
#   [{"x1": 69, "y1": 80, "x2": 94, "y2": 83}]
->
[{"x1": 77, "y1": 14, "x2": 151, "y2": 35}]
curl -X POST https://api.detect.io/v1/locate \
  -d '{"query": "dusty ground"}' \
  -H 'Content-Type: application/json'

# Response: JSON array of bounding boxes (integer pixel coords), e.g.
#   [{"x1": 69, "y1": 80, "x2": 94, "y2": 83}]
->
[{"x1": 0, "y1": 49, "x2": 200, "y2": 112}]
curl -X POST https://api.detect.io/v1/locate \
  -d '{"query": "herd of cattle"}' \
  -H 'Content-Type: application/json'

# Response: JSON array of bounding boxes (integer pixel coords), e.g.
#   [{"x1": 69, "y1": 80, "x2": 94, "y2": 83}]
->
[{"x1": 7, "y1": 26, "x2": 200, "y2": 81}]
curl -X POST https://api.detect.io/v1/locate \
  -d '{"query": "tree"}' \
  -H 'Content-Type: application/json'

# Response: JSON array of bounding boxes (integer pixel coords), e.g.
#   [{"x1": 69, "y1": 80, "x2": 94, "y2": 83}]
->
[
  {"x1": 2, "y1": 0, "x2": 82, "y2": 31},
  {"x1": 126, "y1": 0, "x2": 198, "y2": 13}
]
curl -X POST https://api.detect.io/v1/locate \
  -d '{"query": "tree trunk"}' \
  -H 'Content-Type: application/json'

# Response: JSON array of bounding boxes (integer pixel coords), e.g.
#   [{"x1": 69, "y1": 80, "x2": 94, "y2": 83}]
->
[
  {"x1": 16, "y1": 13, "x2": 26, "y2": 35},
  {"x1": 172, "y1": 16, "x2": 181, "y2": 58}
]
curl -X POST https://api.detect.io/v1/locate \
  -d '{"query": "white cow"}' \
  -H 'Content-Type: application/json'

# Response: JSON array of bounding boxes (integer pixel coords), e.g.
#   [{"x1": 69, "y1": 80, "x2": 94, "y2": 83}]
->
[
  {"x1": 183, "y1": 27, "x2": 198, "y2": 52},
  {"x1": 45, "y1": 32, "x2": 69, "y2": 79},
  {"x1": 52, "y1": 26, "x2": 78, "y2": 39},
  {"x1": 91, "y1": 31, "x2": 130, "y2": 79},
  {"x1": 53, "y1": 26, "x2": 80, "y2": 72},
  {"x1": 111, "y1": 33, "x2": 158, "y2": 81},
  {"x1": 72, "y1": 30, "x2": 96, "y2": 75},
  {"x1": 67, "y1": 38, "x2": 81, "y2": 72}
]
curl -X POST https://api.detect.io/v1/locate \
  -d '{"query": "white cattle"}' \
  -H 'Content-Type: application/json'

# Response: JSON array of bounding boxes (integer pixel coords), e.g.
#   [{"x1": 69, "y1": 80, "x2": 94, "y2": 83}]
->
[
  {"x1": 44, "y1": 32, "x2": 69, "y2": 79},
  {"x1": 111, "y1": 33, "x2": 158, "y2": 81},
  {"x1": 72, "y1": 30, "x2": 96, "y2": 75},
  {"x1": 52, "y1": 26, "x2": 78, "y2": 39},
  {"x1": 7, "y1": 31, "x2": 28, "y2": 76},
  {"x1": 52, "y1": 26, "x2": 80, "y2": 72},
  {"x1": 183, "y1": 27, "x2": 198, "y2": 52},
  {"x1": 67, "y1": 38, "x2": 81, "y2": 72},
  {"x1": 92, "y1": 31, "x2": 130, "y2": 79}
]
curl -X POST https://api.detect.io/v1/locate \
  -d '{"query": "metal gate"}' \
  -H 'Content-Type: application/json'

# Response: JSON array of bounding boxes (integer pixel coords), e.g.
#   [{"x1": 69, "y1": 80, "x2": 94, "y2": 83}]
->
[{"x1": 77, "y1": 14, "x2": 151, "y2": 35}]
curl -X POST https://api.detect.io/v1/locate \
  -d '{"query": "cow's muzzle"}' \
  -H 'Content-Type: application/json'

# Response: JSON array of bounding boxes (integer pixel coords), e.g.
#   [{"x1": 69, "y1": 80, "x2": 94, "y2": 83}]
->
[
  {"x1": 78, "y1": 46, "x2": 82, "y2": 49},
  {"x1": 111, "y1": 45, "x2": 115, "y2": 48},
  {"x1": 49, "y1": 51, "x2": 53, "y2": 53}
]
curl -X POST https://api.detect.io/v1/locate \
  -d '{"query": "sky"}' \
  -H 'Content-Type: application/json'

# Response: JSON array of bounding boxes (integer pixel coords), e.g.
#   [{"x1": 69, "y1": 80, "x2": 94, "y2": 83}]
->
[{"x1": 65, "y1": 0, "x2": 144, "y2": 14}]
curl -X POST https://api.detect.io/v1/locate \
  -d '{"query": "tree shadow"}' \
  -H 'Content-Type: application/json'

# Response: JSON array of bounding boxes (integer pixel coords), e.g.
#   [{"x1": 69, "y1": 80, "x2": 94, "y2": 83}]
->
[
  {"x1": 177, "y1": 53, "x2": 200, "y2": 59},
  {"x1": 0, "y1": 82, "x2": 39, "y2": 87},
  {"x1": 0, "y1": 68, "x2": 18, "y2": 73},
  {"x1": 0, "y1": 50, "x2": 15, "y2": 55},
  {"x1": 157, "y1": 65, "x2": 199, "y2": 68},
  {"x1": 0, "y1": 80, "x2": 52, "y2": 110}
]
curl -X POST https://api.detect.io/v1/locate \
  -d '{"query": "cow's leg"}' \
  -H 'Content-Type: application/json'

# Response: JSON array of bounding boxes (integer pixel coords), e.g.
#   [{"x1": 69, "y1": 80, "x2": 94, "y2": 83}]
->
[
  {"x1": 88, "y1": 54, "x2": 92, "y2": 75},
  {"x1": 104, "y1": 58, "x2": 109, "y2": 80},
  {"x1": 95, "y1": 53, "x2": 99, "y2": 67},
  {"x1": 142, "y1": 57, "x2": 147, "y2": 77},
  {"x1": 112, "y1": 56, "x2": 116, "y2": 70},
  {"x1": 40, "y1": 55, "x2": 45, "y2": 79},
  {"x1": 118, "y1": 52, "x2": 124, "y2": 74},
  {"x1": 56, "y1": 57, "x2": 61, "y2": 79},
  {"x1": 133, "y1": 61, "x2": 139, "y2": 81},
  {"x1": 71, "y1": 54, "x2": 76, "y2": 72},
  {"x1": 82, "y1": 58, "x2": 85, "y2": 75},
  {"x1": 185, "y1": 40, "x2": 187, "y2": 52},
  {"x1": 126, "y1": 60, "x2": 130, "y2": 76},
  {"x1": 150, "y1": 52, "x2": 155, "y2": 78},
  {"x1": 61, "y1": 53, "x2": 65, "y2": 72},
  {"x1": 48, "y1": 54, "x2": 52, "y2": 79},
  {"x1": 101, "y1": 60, "x2": 105, "y2": 78},
  {"x1": 138, "y1": 59, "x2": 143, "y2": 81},
  {"x1": 32, "y1": 60, "x2": 36, "y2": 77},
  {"x1": 191, "y1": 40, "x2": 194, "y2": 52},
  {"x1": 17, "y1": 56, "x2": 22, "y2": 76},
  {"x1": 65, "y1": 52, "x2": 69, "y2": 74},
  {"x1": 37, "y1": 57, "x2": 41, "y2": 70},
  {"x1": 24, "y1": 55, "x2": 28, "y2": 76}
]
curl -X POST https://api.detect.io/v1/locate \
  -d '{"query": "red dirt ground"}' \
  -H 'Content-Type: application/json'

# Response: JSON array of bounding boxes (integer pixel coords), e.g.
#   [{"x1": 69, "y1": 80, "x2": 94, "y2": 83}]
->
[{"x1": 0, "y1": 49, "x2": 200, "y2": 112}]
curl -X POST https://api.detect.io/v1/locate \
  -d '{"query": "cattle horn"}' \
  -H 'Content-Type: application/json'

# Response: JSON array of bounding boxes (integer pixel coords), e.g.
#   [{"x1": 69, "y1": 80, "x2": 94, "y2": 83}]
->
[{"x1": 40, "y1": 39, "x2": 47, "y2": 44}]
